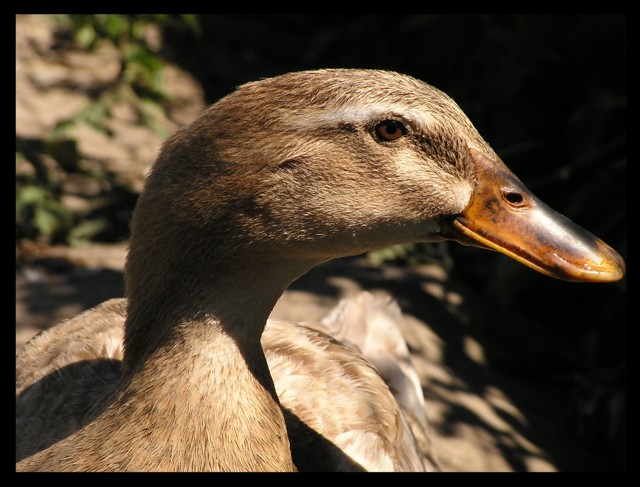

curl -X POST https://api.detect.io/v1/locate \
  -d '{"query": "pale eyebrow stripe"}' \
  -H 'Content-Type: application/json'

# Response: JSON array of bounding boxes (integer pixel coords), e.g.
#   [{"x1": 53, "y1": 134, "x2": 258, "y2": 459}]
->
[{"x1": 279, "y1": 104, "x2": 436, "y2": 131}]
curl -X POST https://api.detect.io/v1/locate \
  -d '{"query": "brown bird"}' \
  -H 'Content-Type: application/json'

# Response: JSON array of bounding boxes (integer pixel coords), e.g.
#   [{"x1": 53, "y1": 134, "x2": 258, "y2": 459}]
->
[{"x1": 16, "y1": 69, "x2": 625, "y2": 472}]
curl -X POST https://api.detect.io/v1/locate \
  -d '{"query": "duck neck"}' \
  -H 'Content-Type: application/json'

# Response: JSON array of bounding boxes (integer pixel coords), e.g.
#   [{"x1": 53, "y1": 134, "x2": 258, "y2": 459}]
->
[
  {"x1": 123, "y1": 249, "x2": 313, "y2": 373},
  {"x1": 120, "y1": 241, "x2": 314, "y2": 470}
]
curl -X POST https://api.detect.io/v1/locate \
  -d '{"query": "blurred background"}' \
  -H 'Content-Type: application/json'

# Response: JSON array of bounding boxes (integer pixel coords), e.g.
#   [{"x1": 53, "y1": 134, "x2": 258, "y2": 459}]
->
[{"x1": 16, "y1": 15, "x2": 626, "y2": 471}]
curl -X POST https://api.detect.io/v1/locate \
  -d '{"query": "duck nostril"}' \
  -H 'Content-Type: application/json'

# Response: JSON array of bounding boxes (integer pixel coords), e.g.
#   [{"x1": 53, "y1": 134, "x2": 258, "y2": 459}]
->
[{"x1": 503, "y1": 190, "x2": 524, "y2": 206}]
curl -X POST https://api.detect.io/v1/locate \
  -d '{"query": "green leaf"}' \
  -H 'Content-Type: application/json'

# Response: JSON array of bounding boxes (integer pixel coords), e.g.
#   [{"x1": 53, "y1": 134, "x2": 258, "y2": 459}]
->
[
  {"x1": 34, "y1": 205, "x2": 61, "y2": 237},
  {"x1": 130, "y1": 18, "x2": 147, "y2": 42},
  {"x1": 68, "y1": 219, "x2": 108, "y2": 246},
  {"x1": 16, "y1": 185, "x2": 48, "y2": 207},
  {"x1": 75, "y1": 23, "x2": 97, "y2": 49},
  {"x1": 53, "y1": 118, "x2": 77, "y2": 137},
  {"x1": 31, "y1": 196, "x2": 73, "y2": 240},
  {"x1": 134, "y1": 99, "x2": 168, "y2": 137},
  {"x1": 104, "y1": 14, "x2": 129, "y2": 41},
  {"x1": 179, "y1": 15, "x2": 201, "y2": 36}
]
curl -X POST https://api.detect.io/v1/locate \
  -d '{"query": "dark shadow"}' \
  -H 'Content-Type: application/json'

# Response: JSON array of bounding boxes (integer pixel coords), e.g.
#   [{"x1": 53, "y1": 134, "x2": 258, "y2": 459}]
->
[
  {"x1": 16, "y1": 358, "x2": 122, "y2": 462},
  {"x1": 17, "y1": 264, "x2": 125, "y2": 334},
  {"x1": 283, "y1": 408, "x2": 365, "y2": 472}
]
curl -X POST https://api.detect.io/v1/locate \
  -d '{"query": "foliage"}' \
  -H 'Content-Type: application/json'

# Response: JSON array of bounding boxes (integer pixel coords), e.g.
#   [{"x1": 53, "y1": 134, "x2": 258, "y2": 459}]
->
[
  {"x1": 50, "y1": 14, "x2": 198, "y2": 138},
  {"x1": 16, "y1": 181, "x2": 72, "y2": 243},
  {"x1": 16, "y1": 15, "x2": 199, "y2": 248}
]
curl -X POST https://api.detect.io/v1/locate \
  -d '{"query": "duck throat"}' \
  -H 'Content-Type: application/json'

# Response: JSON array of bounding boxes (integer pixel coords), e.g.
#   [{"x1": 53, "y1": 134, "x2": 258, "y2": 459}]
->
[
  {"x1": 122, "y1": 198, "x2": 322, "y2": 368},
  {"x1": 123, "y1": 249, "x2": 312, "y2": 372}
]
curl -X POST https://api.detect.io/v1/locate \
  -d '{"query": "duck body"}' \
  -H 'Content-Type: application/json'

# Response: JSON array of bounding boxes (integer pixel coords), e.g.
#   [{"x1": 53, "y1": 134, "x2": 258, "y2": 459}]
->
[
  {"x1": 16, "y1": 69, "x2": 624, "y2": 471},
  {"x1": 17, "y1": 298, "x2": 422, "y2": 471},
  {"x1": 18, "y1": 299, "x2": 297, "y2": 471}
]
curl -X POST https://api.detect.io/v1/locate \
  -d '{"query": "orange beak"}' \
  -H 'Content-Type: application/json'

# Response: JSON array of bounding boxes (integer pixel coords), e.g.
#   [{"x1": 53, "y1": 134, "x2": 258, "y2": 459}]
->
[{"x1": 441, "y1": 149, "x2": 625, "y2": 283}]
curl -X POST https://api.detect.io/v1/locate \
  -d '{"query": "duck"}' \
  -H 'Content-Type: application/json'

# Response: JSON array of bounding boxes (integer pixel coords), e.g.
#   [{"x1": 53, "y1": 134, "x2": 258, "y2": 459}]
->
[{"x1": 15, "y1": 69, "x2": 625, "y2": 472}]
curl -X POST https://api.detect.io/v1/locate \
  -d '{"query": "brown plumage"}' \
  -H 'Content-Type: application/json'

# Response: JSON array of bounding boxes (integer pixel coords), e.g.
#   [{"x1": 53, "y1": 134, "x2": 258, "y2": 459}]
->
[
  {"x1": 314, "y1": 291, "x2": 440, "y2": 469},
  {"x1": 16, "y1": 69, "x2": 624, "y2": 472},
  {"x1": 16, "y1": 296, "x2": 427, "y2": 471}
]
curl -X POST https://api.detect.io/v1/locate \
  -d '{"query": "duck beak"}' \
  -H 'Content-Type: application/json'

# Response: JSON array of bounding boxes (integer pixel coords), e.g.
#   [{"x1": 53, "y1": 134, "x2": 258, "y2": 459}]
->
[{"x1": 442, "y1": 148, "x2": 625, "y2": 282}]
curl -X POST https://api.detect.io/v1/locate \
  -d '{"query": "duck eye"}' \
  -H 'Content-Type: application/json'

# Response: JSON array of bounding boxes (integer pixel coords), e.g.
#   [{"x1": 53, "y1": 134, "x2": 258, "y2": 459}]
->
[{"x1": 374, "y1": 120, "x2": 406, "y2": 141}]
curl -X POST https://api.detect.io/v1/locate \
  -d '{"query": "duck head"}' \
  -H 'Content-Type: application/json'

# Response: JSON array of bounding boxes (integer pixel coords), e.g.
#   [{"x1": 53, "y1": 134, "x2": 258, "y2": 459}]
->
[{"x1": 130, "y1": 69, "x2": 624, "y2": 295}]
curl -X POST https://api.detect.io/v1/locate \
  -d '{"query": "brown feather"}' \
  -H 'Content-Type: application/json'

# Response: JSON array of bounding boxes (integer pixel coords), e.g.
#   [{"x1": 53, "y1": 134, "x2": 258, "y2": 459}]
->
[{"x1": 16, "y1": 298, "x2": 426, "y2": 471}]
